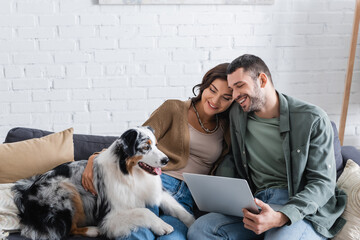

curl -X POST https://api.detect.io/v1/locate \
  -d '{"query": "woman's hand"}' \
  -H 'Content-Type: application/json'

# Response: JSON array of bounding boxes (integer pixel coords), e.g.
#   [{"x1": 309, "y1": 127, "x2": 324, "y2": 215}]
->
[{"x1": 82, "y1": 154, "x2": 97, "y2": 195}]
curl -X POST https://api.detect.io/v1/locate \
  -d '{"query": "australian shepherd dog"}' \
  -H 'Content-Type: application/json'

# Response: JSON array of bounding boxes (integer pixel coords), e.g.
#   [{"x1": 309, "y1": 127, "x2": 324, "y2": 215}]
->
[{"x1": 12, "y1": 126, "x2": 195, "y2": 240}]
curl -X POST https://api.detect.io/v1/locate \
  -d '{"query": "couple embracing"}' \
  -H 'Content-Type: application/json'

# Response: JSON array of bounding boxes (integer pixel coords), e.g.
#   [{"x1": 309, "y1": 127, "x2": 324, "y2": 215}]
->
[{"x1": 83, "y1": 54, "x2": 346, "y2": 240}]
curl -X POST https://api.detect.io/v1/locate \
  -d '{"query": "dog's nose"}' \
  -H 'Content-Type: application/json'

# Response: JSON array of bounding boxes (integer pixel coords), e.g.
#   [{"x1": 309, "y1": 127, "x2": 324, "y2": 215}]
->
[{"x1": 160, "y1": 157, "x2": 169, "y2": 165}]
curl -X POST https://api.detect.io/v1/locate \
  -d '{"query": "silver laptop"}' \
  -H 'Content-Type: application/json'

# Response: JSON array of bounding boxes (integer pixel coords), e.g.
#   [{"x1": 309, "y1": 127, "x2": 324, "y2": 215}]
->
[{"x1": 183, "y1": 173, "x2": 260, "y2": 217}]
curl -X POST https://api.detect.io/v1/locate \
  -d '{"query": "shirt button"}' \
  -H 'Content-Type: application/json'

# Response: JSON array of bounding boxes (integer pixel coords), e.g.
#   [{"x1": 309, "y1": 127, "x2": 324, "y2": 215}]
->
[
  {"x1": 297, "y1": 149, "x2": 300, "y2": 153},
  {"x1": 243, "y1": 163, "x2": 247, "y2": 168},
  {"x1": 328, "y1": 164, "x2": 332, "y2": 169},
  {"x1": 242, "y1": 151, "x2": 246, "y2": 155}
]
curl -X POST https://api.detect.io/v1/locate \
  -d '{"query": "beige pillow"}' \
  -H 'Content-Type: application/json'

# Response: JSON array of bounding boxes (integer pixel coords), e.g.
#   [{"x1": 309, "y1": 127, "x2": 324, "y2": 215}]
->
[
  {"x1": 332, "y1": 159, "x2": 360, "y2": 240},
  {"x1": 0, "y1": 128, "x2": 74, "y2": 183}
]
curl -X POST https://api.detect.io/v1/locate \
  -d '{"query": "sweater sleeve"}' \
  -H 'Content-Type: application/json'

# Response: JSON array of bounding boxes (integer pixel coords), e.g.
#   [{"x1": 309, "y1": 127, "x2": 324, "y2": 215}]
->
[
  {"x1": 142, "y1": 100, "x2": 189, "y2": 170},
  {"x1": 142, "y1": 100, "x2": 174, "y2": 141}
]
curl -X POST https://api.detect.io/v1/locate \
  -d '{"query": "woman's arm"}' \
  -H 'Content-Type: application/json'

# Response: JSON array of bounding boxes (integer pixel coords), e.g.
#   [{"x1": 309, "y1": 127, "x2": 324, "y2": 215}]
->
[
  {"x1": 142, "y1": 100, "x2": 176, "y2": 141},
  {"x1": 81, "y1": 149, "x2": 106, "y2": 195}
]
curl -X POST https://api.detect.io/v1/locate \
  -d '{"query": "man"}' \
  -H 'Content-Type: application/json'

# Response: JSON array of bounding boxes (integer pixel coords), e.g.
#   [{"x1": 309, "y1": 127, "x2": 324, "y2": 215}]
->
[{"x1": 187, "y1": 54, "x2": 347, "y2": 240}]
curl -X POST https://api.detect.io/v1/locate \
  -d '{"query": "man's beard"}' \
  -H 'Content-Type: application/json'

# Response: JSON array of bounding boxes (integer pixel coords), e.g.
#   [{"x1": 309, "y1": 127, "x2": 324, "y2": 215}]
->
[{"x1": 245, "y1": 84, "x2": 265, "y2": 112}]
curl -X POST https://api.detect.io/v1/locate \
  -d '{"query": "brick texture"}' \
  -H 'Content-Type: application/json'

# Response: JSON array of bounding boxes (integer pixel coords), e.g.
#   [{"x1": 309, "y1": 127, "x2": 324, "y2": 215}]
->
[{"x1": 0, "y1": 0, "x2": 359, "y2": 147}]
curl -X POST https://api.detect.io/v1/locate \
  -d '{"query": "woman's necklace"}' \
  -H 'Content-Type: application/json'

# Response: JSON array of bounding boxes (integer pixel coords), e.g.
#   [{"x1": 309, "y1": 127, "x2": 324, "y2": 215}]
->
[{"x1": 191, "y1": 101, "x2": 219, "y2": 134}]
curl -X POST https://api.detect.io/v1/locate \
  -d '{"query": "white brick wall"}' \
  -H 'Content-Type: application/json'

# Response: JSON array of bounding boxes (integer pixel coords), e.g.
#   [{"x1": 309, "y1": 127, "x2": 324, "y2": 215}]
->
[{"x1": 0, "y1": 0, "x2": 359, "y2": 148}]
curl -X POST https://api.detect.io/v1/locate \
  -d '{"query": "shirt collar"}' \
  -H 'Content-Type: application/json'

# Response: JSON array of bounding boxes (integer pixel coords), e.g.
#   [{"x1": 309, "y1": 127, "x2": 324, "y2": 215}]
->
[{"x1": 277, "y1": 91, "x2": 290, "y2": 133}]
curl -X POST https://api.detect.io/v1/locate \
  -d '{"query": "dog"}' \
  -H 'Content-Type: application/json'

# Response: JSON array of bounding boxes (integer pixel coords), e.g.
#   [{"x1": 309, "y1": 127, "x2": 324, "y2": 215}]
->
[{"x1": 12, "y1": 126, "x2": 195, "y2": 240}]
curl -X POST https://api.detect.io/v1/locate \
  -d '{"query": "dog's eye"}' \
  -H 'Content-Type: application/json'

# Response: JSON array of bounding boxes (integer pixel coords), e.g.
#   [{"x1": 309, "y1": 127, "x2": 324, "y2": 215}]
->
[{"x1": 142, "y1": 145, "x2": 150, "y2": 151}]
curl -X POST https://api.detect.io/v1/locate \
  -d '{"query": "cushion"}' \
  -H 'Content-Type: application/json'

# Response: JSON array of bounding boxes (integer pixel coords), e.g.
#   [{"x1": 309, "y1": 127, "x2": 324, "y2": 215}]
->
[
  {"x1": 341, "y1": 146, "x2": 360, "y2": 166},
  {"x1": 330, "y1": 121, "x2": 344, "y2": 179},
  {"x1": 4, "y1": 127, "x2": 117, "y2": 161},
  {"x1": 0, "y1": 183, "x2": 19, "y2": 233},
  {"x1": 0, "y1": 128, "x2": 74, "y2": 183},
  {"x1": 333, "y1": 159, "x2": 360, "y2": 240}
]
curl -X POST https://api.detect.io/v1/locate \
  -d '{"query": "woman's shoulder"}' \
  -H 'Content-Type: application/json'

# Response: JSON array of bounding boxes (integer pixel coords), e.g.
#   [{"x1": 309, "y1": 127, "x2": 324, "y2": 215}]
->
[
  {"x1": 148, "y1": 99, "x2": 188, "y2": 120},
  {"x1": 163, "y1": 99, "x2": 187, "y2": 106},
  {"x1": 160, "y1": 99, "x2": 189, "y2": 111}
]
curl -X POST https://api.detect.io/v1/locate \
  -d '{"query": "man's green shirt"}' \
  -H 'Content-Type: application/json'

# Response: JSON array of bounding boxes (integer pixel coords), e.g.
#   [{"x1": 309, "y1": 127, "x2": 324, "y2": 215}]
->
[
  {"x1": 216, "y1": 92, "x2": 347, "y2": 238},
  {"x1": 246, "y1": 113, "x2": 287, "y2": 194}
]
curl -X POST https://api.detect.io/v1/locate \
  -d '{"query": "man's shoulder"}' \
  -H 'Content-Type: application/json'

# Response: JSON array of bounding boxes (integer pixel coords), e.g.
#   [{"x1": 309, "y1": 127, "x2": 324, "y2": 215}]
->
[
  {"x1": 229, "y1": 101, "x2": 243, "y2": 115},
  {"x1": 281, "y1": 93, "x2": 333, "y2": 143},
  {"x1": 282, "y1": 93, "x2": 327, "y2": 119}
]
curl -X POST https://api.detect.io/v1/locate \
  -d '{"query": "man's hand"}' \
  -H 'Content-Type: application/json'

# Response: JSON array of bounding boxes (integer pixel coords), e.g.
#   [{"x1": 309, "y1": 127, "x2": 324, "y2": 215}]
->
[{"x1": 242, "y1": 198, "x2": 289, "y2": 235}]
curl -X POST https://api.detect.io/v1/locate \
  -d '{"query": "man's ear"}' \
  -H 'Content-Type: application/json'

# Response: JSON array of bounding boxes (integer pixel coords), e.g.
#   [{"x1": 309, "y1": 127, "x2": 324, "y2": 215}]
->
[{"x1": 258, "y1": 73, "x2": 268, "y2": 88}]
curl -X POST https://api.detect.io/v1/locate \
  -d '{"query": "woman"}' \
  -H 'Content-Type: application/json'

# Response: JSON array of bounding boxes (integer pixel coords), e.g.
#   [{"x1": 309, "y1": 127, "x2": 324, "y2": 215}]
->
[{"x1": 82, "y1": 63, "x2": 233, "y2": 240}]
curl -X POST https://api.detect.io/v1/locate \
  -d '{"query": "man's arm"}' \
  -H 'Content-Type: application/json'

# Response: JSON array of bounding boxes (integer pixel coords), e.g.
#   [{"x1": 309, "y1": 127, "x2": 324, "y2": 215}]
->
[
  {"x1": 215, "y1": 153, "x2": 238, "y2": 177},
  {"x1": 279, "y1": 116, "x2": 337, "y2": 224},
  {"x1": 215, "y1": 104, "x2": 243, "y2": 178}
]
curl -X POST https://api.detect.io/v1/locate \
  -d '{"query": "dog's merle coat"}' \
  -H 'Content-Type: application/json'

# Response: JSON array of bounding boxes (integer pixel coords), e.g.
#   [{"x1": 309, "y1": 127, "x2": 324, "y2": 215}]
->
[{"x1": 12, "y1": 126, "x2": 195, "y2": 240}]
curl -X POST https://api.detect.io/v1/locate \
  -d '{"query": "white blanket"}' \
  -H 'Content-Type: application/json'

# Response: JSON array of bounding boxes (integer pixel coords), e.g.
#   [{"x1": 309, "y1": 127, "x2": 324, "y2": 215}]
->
[{"x1": 0, "y1": 183, "x2": 20, "y2": 237}]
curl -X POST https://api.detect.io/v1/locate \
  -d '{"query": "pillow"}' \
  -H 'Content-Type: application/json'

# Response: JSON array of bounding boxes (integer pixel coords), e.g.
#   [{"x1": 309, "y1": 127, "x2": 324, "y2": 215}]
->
[
  {"x1": 333, "y1": 159, "x2": 360, "y2": 240},
  {"x1": 0, "y1": 183, "x2": 20, "y2": 233},
  {"x1": 4, "y1": 127, "x2": 117, "y2": 161},
  {"x1": 0, "y1": 128, "x2": 74, "y2": 183}
]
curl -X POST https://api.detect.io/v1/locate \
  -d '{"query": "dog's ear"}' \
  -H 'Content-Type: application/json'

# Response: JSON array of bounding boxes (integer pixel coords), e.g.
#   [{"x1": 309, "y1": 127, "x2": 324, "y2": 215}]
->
[
  {"x1": 121, "y1": 129, "x2": 139, "y2": 157},
  {"x1": 116, "y1": 129, "x2": 139, "y2": 175}
]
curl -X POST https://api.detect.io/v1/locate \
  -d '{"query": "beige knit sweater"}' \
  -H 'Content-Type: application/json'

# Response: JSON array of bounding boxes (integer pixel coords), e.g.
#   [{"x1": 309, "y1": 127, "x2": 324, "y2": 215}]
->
[{"x1": 142, "y1": 99, "x2": 231, "y2": 174}]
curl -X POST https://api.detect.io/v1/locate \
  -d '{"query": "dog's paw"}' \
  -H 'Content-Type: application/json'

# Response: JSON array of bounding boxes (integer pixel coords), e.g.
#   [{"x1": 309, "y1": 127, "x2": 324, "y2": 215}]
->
[
  {"x1": 151, "y1": 220, "x2": 174, "y2": 236},
  {"x1": 85, "y1": 226, "x2": 100, "y2": 237}
]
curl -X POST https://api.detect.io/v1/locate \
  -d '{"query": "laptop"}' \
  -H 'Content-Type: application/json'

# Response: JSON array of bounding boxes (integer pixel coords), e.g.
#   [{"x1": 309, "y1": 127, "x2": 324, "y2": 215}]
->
[{"x1": 183, "y1": 173, "x2": 282, "y2": 217}]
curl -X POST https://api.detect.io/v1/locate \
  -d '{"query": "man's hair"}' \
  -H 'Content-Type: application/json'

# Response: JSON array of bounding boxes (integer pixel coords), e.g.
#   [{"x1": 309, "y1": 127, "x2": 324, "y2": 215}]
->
[{"x1": 227, "y1": 54, "x2": 273, "y2": 84}]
